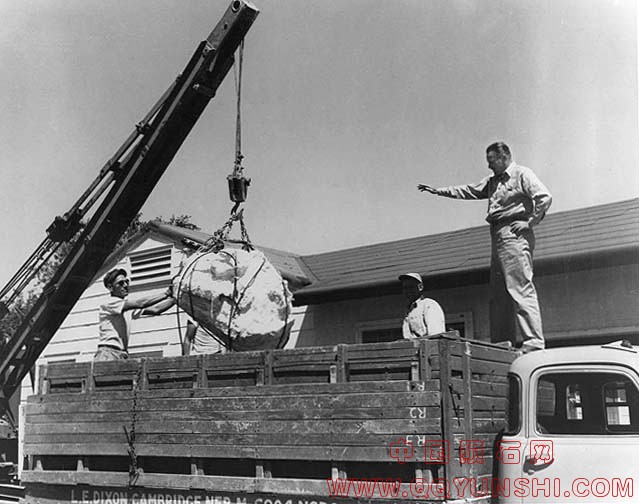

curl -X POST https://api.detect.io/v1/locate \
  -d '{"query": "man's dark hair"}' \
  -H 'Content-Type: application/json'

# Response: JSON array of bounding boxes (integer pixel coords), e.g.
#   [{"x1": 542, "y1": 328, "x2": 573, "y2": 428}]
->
[
  {"x1": 486, "y1": 141, "x2": 511, "y2": 158},
  {"x1": 103, "y1": 268, "x2": 127, "y2": 288}
]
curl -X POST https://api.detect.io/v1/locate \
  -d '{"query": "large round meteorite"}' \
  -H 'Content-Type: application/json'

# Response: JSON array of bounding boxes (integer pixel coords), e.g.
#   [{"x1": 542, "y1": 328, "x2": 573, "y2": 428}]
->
[{"x1": 173, "y1": 248, "x2": 293, "y2": 351}]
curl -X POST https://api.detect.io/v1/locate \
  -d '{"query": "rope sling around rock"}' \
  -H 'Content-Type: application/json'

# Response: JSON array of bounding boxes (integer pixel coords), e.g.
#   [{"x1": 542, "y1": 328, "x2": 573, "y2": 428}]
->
[{"x1": 172, "y1": 39, "x2": 292, "y2": 353}]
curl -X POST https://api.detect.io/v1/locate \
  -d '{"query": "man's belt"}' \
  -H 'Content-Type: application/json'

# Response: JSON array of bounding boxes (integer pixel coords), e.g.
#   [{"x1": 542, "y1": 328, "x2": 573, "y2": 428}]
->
[
  {"x1": 489, "y1": 215, "x2": 528, "y2": 227},
  {"x1": 97, "y1": 344, "x2": 127, "y2": 352}
]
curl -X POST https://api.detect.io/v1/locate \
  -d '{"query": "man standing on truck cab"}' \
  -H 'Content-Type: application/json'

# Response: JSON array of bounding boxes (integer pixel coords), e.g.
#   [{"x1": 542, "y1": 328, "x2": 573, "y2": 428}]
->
[
  {"x1": 417, "y1": 142, "x2": 552, "y2": 353},
  {"x1": 94, "y1": 268, "x2": 175, "y2": 361},
  {"x1": 400, "y1": 272, "x2": 446, "y2": 338}
]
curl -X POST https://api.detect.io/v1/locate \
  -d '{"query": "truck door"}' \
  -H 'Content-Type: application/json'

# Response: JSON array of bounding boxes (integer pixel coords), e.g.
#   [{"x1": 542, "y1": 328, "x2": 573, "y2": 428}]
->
[{"x1": 517, "y1": 365, "x2": 639, "y2": 503}]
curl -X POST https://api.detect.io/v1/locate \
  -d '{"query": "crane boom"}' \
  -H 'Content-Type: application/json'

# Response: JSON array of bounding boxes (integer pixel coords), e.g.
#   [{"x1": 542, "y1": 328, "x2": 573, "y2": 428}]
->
[{"x1": 0, "y1": 0, "x2": 259, "y2": 417}]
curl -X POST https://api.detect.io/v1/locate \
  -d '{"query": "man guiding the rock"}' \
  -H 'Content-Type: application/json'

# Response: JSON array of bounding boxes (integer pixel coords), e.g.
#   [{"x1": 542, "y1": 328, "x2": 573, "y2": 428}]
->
[
  {"x1": 418, "y1": 142, "x2": 552, "y2": 353},
  {"x1": 95, "y1": 268, "x2": 175, "y2": 361}
]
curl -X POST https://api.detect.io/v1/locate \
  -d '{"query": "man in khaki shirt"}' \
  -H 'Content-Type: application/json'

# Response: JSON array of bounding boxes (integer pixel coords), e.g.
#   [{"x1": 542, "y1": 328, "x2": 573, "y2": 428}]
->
[{"x1": 418, "y1": 142, "x2": 551, "y2": 353}]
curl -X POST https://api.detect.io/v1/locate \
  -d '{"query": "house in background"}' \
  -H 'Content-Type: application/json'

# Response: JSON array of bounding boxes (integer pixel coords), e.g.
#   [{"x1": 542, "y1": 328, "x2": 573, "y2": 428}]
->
[
  {"x1": 293, "y1": 198, "x2": 638, "y2": 348},
  {"x1": 22, "y1": 198, "x2": 639, "y2": 391}
]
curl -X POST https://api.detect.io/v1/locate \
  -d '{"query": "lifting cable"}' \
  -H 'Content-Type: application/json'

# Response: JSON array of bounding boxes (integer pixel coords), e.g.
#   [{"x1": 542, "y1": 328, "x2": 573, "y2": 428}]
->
[
  {"x1": 205, "y1": 37, "x2": 252, "y2": 253},
  {"x1": 233, "y1": 38, "x2": 245, "y2": 198},
  {"x1": 174, "y1": 40, "x2": 254, "y2": 353}
]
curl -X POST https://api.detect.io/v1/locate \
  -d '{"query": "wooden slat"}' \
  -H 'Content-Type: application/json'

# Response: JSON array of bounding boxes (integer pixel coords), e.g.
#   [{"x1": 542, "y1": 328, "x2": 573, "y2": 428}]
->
[
  {"x1": 448, "y1": 339, "x2": 518, "y2": 364},
  {"x1": 450, "y1": 378, "x2": 508, "y2": 397},
  {"x1": 26, "y1": 417, "x2": 440, "y2": 435},
  {"x1": 430, "y1": 355, "x2": 511, "y2": 380},
  {"x1": 27, "y1": 390, "x2": 439, "y2": 416},
  {"x1": 460, "y1": 340, "x2": 474, "y2": 480},
  {"x1": 22, "y1": 470, "x2": 256, "y2": 492},
  {"x1": 29, "y1": 379, "x2": 434, "y2": 401},
  {"x1": 24, "y1": 432, "x2": 445, "y2": 447},
  {"x1": 272, "y1": 347, "x2": 338, "y2": 368},
  {"x1": 201, "y1": 351, "x2": 264, "y2": 368},
  {"x1": 453, "y1": 418, "x2": 507, "y2": 435},
  {"x1": 92, "y1": 359, "x2": 142, "y2": 376},
  {"x1": 41, "y1": 362, "x2": 91, "y2": 380},
  {"x1": 346, "y1": 347, "x2": 422, "y2": 362},
  {"x1": 348, "y1": 361, "x2": 416, "y2": 371},
  {"x1": 272, "y1": 363, "x2": 333, "y2": 372},
  {"x1": 336, "y1": 343, "x2": 347, "y2": 382},
  {"x1": 28, "y1": 405, "x2": 441, "y2": 424},
  {"x1": 468, "y1": 396, "x2": 507, "y2": 412},
  {"x1": 23, "y1": 443, "x2": 128, "y2": 457},
  {"x1": 263, "y1": 350, "x2": 274, "y2": 385},
  {"x1": 418, "y1": 338, "x2": 431, "y2": 381},
  {"x1": 146, "y1": 369, "x2": 198, "y2": 389},
  {"x1": 438, "y1": 337, "x2": 463, "y2": 484},
  {"x1": 24, "y1": 443, "x2": 404, "y2": 461},
  {"x1": 145, "y1": 355, "x2": 200, "y2": 370}
]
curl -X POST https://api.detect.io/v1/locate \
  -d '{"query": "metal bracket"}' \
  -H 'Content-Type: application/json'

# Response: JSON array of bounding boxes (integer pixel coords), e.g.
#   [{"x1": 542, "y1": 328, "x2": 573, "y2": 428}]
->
[{"x1": 193, "y1": 83, "x2": 216, "y2": 97}]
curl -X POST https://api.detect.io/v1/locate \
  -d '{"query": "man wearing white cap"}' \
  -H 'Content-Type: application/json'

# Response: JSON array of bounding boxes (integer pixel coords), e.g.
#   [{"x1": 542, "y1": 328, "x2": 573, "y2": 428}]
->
[{"x1": 399, "y1": 272, "x2": 445, "y2": 339}]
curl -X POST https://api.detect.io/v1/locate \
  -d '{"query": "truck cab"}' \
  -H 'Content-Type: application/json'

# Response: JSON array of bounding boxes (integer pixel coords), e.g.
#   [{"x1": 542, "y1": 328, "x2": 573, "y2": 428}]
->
[{"x1": 496, "y1": 341, "x2": 639, "y2": 503}]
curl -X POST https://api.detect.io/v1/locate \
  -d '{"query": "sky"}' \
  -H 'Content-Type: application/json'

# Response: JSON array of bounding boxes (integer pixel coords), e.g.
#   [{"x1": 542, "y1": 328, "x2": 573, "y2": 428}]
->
[{"x1": 0, "y1": 0, "x2": 637, "y2": 285}]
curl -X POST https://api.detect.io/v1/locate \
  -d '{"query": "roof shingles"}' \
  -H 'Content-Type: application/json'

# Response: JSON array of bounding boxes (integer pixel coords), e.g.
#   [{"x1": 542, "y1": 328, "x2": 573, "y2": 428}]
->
[{"x1": 295, "y1": 198, "x2": 639, "y2": 297}]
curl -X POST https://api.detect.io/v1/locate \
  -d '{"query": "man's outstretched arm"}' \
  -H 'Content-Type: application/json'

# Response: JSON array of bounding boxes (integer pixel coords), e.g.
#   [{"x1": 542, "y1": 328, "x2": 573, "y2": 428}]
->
[
  {"x1": 139, "y1": 296, "x2": 176, "y2": 316},
  {"x1": 417, "y1": 184, "x2": 440, "y2": 194},
  {"x1": 123, "y1": 287, "x2": 173, "y2": 311},
  {"x1": 417, "y1": 179, "x2": 489, "y2": 200}
]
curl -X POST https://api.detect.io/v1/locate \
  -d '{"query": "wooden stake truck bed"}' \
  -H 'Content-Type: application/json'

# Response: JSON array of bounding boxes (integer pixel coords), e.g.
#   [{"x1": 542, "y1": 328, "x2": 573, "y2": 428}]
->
[{"x1": 21, "y1": 332, "x2": 517, "y2": 503}]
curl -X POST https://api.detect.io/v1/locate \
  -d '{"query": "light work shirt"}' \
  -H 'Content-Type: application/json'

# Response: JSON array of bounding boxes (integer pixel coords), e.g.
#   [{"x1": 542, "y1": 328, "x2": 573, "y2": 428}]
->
[
  {"x1": 191, "y1": 322, "x2": 225, "y2": 355},
  {"x1": 402, "y1": 297, "x2": 446, "y2": 339},
  {"x1": 98, "y1": 297, "x2": 141, "y2": 351},
  {"x1": 437, "y1": 162, "x2": 552, "y2": 226}
]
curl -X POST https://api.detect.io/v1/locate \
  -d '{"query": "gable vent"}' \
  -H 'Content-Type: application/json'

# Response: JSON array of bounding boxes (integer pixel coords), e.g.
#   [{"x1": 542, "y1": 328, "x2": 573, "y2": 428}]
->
[{"x1": 129, "y1": 246, "x2": 172, "y2": 287}]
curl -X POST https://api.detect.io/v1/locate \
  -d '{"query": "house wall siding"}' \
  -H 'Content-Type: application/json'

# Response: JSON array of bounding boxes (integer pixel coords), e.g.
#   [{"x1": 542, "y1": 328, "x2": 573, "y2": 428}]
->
[
  {"x1": 541, "y1": 262, "x2": 639, "y2": 340},
  {"x1": 294, "y1": 283, "x2": 489, "y2": 347}
]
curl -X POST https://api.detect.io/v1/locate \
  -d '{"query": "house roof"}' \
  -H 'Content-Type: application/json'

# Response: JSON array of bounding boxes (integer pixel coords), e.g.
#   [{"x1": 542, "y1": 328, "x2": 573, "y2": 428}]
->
[{"x1": 293, "y1": 198, "x2": 639, "y2": 303}]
